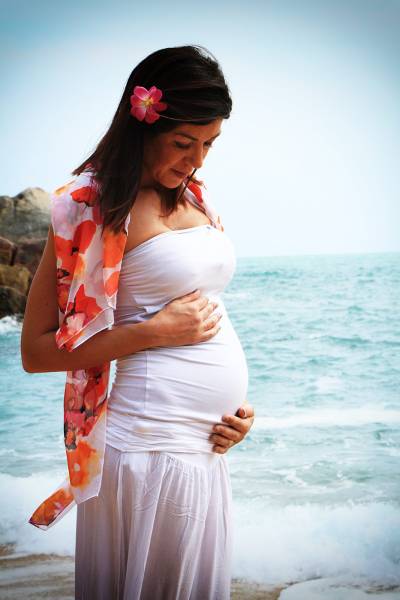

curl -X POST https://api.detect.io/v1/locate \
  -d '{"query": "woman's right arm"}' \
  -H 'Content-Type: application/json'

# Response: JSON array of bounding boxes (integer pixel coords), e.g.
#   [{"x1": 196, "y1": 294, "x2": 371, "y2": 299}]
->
[{"x1": 21, "y1": 226, "x2": 221, "y2": 373}]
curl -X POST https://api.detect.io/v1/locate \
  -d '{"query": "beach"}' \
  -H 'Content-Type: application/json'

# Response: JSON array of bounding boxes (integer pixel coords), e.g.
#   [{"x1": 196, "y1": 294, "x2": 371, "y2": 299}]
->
[
  {"x1": 2, "y1": 545, "x2": 400, "y2": 599},
  {"x1": 0, "y1": 544, "x2": 286, "y2": 600}
]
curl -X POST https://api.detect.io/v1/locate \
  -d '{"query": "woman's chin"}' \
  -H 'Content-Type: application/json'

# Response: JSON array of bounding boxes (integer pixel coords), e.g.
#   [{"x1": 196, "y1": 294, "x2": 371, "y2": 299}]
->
[{"x1": 160, "y1": 174, "x2": 186, "y2": 189}]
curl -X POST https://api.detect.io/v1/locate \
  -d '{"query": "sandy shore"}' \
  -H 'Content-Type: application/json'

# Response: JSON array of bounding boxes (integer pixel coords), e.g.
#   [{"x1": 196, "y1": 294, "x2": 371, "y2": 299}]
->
[
  {"x1": 3, "y1": 545, "x2": 399, "y2": 599},
  {"x1": 0, "y1": 545, "x2": 286, "y2": 599}
]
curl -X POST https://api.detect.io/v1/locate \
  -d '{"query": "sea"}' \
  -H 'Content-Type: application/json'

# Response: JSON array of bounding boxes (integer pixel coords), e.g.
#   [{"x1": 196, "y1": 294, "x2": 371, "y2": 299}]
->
[{"x1": 1, "y1": 252, "x2": 399, "y2": 598}]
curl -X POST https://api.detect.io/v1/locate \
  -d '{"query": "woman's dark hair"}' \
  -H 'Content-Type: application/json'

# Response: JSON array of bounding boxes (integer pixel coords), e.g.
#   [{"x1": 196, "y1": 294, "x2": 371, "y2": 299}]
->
[{"x1": 72, "y1": 45, "x2": 232, "y2": 236}]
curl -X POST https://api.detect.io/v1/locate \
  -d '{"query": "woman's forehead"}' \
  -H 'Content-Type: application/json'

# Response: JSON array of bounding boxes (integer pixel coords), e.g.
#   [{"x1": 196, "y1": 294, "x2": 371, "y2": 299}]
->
[{"x1": 171, "y1": 119, "x2": 223, "y2": 140}]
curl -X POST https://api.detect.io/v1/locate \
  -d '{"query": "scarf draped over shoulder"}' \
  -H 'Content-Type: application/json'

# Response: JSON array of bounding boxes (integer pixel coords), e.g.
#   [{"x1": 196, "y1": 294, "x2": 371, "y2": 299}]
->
[{"x1": 28, "y1": 167, "x2": 224, "y2": 530}]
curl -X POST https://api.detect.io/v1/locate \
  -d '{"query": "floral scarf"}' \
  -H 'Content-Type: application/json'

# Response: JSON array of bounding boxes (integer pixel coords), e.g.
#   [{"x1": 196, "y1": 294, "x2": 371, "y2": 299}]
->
[{"x1": 28, "y1": 167, "x2": 224, "y2": 530}]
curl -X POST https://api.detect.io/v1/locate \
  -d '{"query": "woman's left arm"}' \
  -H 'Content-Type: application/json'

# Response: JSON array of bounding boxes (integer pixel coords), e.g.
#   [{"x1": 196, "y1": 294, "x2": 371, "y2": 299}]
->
[{"x1": 209, "y1": 400, "x2": 255, "y2": 454}]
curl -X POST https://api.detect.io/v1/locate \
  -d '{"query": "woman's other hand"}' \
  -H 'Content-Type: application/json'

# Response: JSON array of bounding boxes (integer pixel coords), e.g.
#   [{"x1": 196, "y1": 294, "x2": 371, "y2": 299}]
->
[
  {"x1": 209, "y1": 401, "x2": 255, "y2": 454},
  {"x1": 148, "y1": 289, "x2": 223, "y2": 347}
]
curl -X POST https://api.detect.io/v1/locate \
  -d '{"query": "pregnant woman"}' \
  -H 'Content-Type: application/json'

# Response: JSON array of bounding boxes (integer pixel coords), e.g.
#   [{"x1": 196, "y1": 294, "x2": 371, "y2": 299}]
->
[{"x1": 21, "y1": 45, "x2": 254, "y2": 599}]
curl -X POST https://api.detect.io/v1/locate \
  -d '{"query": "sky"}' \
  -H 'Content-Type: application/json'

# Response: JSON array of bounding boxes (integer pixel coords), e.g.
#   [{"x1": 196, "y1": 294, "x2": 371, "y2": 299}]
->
[{"x1": 1, "y1": 0, "x2": 399, "y2": 257}]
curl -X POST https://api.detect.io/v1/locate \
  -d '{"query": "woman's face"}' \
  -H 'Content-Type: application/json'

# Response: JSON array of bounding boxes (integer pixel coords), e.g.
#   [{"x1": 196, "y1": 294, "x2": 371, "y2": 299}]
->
[{"x1": 141, "y1": 118, "x2": 223, "y2": 189}]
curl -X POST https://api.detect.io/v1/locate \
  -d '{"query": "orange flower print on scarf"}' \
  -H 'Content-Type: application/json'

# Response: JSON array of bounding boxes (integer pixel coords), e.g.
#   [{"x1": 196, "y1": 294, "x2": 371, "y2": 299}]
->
[
  {"x1": 71, "y1": 181, "x2": 104, "y2": 225},
  {"x1": 54, "y1": 220, "x2": 96, "y2": 313},
  {"x1": 187, "y1": 180, "x2": 204, "y2": 205},
  {"x1": 103, "y1": 227, "x2": 128, "y2": 269},
  {"x1": 71, "y1": 185, "x2": 98, "y2": 206},
  {"x1": 64, "y1": 363, "x2": 109, "y2": 452},
  {"x1": 29, "y1": 486, "x2": 75, "y2": 529},
  {"x1": 56, "y1": 284, "x2": 104, "y2": 351},
  {"x1": 66, "y1": 438, "x2": 102, "y2": 489},
  {"x1": 187, "y1": 180, "x2": 224, "y2": 233}
]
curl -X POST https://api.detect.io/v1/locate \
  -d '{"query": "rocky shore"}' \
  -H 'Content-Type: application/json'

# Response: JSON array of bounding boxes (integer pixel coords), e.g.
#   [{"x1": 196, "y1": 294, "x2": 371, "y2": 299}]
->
[{"x1": 0, "y1": 187, "x2": 51, "y2": 319}]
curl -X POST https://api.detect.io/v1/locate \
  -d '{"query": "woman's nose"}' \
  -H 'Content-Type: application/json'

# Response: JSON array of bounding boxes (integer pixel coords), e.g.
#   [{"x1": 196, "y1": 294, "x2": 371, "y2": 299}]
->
[{"x1": 189, "y1": 145, "x2": 204, "y2": 169}]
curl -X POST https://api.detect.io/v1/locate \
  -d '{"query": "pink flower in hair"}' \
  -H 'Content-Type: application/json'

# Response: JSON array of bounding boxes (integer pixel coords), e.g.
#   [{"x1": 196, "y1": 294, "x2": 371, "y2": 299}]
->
[{"x1": 130, "y1": 85, "x2": 168, "y2": 124}]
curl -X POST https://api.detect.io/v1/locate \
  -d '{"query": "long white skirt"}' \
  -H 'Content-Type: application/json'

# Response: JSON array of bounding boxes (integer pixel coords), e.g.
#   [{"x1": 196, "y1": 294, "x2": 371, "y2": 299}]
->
[{"x1": 75, "y1": 443, "x2": 233, "y2": 600}]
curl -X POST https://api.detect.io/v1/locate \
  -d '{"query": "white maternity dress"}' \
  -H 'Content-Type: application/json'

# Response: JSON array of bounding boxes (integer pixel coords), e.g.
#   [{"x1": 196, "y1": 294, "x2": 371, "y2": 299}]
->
[{"x1": 75, "y1": 221, "x2": 249, "y2": 600}]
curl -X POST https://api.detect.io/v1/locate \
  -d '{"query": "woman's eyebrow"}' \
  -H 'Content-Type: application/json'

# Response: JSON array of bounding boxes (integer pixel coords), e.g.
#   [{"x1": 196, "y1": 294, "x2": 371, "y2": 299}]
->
[{"x1": 175, "y1": 132, "x2": 221, "y2": 141}]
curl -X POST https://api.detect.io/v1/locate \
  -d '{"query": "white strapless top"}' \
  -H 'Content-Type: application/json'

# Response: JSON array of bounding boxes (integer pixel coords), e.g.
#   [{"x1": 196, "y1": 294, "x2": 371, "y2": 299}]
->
[{"x1": 105, "y1": 224, "x2": 249, "y2": 453}]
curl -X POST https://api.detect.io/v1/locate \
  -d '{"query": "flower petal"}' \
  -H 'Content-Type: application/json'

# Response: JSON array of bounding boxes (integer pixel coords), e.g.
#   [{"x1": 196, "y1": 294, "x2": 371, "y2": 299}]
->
[
  {"x1": 133, "y1": 86, "x2": 150, "y2": 101},
  {"x1": 152, "y1": 101, "x2": 167, "y2": 112},
  {"x1": 148, "y1": 86, "x2": 162, "y2": 102},
  {"x1": 130, "y1": 96, "x2": 145, "y2": 108},
  {"x1": 131, "y1": 105, "x2": 146, "y2": 121},
  {"x1": 145, "y1": 109, "x2": 160, "y2": 124}
]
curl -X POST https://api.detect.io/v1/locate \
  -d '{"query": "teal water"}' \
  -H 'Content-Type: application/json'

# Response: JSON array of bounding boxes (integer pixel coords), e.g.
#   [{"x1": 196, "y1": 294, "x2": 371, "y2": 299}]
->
[{"x1": 1, "y1": 252, "x2": 399, "y2": 589}]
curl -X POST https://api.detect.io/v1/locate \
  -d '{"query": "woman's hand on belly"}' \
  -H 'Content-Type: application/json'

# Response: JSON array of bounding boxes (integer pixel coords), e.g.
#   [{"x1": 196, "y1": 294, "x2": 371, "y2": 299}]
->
[
  {"x1": 147, "y1": 289, "x2": 222, "y2": 347},
  {"x1": 209, "y1": 400, "x2": 255, "y2": 454}
]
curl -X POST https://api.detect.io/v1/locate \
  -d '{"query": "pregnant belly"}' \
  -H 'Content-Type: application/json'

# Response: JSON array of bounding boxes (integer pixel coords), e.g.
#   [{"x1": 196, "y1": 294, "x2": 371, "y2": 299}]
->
[
  {"x1": 108, "y1": 318, "x2": 248, "y2": 431},
  {"x1": 146, "y1": 324, "x2": 248, "y2": 422}
]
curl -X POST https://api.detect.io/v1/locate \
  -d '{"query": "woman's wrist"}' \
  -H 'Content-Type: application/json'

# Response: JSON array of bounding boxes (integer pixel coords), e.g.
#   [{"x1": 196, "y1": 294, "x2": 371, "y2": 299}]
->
[{"x1": 131, "y1": 318, "x2": 164, "y2": 350}]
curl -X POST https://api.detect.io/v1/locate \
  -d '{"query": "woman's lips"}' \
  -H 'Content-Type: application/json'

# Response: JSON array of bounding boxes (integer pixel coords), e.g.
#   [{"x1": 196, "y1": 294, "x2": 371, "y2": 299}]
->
[{"x1": 172, "y1": 168, "x2": 188, "y2": 177}]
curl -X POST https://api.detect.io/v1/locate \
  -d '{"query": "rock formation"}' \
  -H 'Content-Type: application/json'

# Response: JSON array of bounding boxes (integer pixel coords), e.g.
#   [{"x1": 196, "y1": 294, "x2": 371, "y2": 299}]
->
[{"x1": 0, "y1": 188, "x2": 51, "y2": 319}]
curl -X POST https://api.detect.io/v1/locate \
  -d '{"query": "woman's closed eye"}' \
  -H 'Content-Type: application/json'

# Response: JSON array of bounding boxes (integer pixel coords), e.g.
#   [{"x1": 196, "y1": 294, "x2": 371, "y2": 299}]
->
[{"x1": 174, "y1": 141, "x2": 214, "y2": 149}]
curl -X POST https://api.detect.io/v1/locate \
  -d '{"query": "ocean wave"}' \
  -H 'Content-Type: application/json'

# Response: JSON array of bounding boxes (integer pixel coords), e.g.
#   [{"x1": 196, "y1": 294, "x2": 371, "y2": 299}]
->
[
  {"x1": 0, "y1": 472, "x2": 76, "y2": 556},
  {"x1": 312, "y1": 376, "x2": 343, "y2": 392},
  {"x1": 323, "y1": 334, "x2": 372, "y2": 347},
  {"x1": 237, "y1": 270, "x2": 283, "y2": 279},
  {"x1": 0, "y1": 316, "x2": 22, "y2": 335},
  {"x1": 253, "y1": 408, "x2": 400, "y2": 429},
  {"x1": 232, "y1": 500, "x2": 400, "y2": 587},
  {"x1": 347, "y1": 304, "x2": 365, "y2": 313}
]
